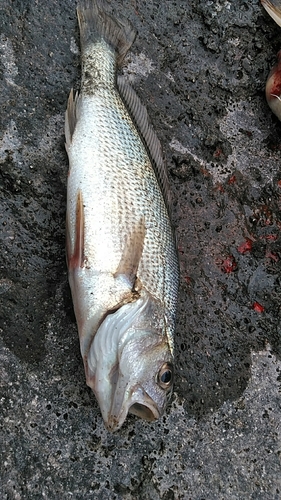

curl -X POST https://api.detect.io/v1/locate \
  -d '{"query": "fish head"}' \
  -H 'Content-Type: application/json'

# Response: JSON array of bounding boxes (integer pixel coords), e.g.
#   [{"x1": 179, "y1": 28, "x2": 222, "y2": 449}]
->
[
  {"x1": 106, "y1": 333, "x2": 174, "y2": 432},
  {"x1": 86, "y1": 296, "x2": 174, "y2": 432}
]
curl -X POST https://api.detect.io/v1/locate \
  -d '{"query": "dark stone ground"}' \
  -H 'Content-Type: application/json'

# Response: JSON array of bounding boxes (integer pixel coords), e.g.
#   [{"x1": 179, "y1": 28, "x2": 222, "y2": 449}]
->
[{"x1": 1, "y1": 0, "x2": 280, "y2": 498}]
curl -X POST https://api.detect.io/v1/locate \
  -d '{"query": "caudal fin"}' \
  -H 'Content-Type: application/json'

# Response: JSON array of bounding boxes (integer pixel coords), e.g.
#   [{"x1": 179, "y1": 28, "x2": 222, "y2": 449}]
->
[{"x1": 77, "y1": 0, "x2": 136, "y2": 66}]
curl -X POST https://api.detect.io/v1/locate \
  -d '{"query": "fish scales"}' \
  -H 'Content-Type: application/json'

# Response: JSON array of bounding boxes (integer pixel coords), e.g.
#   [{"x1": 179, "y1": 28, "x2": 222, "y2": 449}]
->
[{"x1": 65, "y1": 0, "x2": 179, "y2": 431}]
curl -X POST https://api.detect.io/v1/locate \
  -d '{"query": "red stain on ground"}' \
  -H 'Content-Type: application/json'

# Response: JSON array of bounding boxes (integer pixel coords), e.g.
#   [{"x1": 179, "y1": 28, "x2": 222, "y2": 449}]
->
[
  {"x1": 228, "y1": 175, "x2": 236, "y2": 185},
  {"x1": 237, "y1": 239, "x2": 253, "y2": 254},
  {"x1": 265, "y1": 251, "x2": 279, "y2": 262},
  {"x1": 264, "y1": 234, "x2": 278, "y2": 242},
  {"x1": 252, "y1": 301, "x2": 265, "y2": 313},
  {"x1": 221, "y1": 255, "x2": 237, "y2": 273},
  {"x1": 216, "y1": 183, "x2": 225, "y2": 193},
  {"x1": 213, "y1": 148, "x2": 223, "y2": 159}
]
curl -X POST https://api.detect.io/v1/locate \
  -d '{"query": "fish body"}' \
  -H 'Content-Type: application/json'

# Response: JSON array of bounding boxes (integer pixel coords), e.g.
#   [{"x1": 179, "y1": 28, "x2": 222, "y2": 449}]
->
[
  {"x1": 65, "y1": 1, "x2": 179, "y2": 431},
  {"x1": 261, "y1": 1, "x2": 281, "y2": 119}
]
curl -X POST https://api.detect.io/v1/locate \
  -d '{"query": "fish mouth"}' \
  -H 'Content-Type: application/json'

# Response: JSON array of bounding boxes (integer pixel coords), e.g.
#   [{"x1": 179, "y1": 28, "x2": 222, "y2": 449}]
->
[
  {"x1": 129, "y1": 402, "x2": 159, "y2": 421},
  {"x1": 105, "y1": 385, "x2": 160, "y2": 432}
]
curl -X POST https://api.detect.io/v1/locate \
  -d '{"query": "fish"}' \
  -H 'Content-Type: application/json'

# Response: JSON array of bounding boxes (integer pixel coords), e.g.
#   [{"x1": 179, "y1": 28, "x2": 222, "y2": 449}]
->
[
  {"x1": 261, "y1": 0, "x2": 281, "y2": 119},
  {"x1": 65, "y1": 0, "x2": 179, "y2": 431}
]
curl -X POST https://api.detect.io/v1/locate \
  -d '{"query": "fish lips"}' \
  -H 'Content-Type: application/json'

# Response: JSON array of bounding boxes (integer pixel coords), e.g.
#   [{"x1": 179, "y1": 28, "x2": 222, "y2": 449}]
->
[{"x1": 105, "y1": 383, "x2": 162, "y2": 432}]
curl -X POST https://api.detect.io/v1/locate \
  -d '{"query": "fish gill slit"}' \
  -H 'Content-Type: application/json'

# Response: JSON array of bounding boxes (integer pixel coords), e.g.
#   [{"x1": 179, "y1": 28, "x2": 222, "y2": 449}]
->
[{"x1": 84, "y1": 289, "x2": 141, "y2": 360}]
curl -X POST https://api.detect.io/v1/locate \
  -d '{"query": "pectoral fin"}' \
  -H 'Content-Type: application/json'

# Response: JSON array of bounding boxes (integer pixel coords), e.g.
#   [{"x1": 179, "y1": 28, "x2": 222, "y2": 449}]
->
[
  {"x1": 67, "y1": 190, "x2": 85, "y2": 270},
  {"x1": 114, "y1": 218, "x2": 146, "y2": 289}
]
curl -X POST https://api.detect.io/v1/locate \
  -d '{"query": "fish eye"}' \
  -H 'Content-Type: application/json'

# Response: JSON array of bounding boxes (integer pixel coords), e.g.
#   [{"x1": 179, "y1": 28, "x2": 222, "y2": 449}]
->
[{"x1": 157, "y1": 362, "x2": 173, "y2": 389}]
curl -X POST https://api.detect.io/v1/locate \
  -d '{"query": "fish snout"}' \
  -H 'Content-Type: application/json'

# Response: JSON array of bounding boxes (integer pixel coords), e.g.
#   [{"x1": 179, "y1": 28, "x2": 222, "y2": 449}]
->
[{"x1": 104, "y1": 384, "x2": 161, "y2": 432}]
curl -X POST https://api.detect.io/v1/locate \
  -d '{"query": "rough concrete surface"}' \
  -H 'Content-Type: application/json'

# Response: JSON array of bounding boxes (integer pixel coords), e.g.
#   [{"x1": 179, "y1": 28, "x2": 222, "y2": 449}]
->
[{"x1": 1, "y1": 0, "x2": 281, "y2": 498}]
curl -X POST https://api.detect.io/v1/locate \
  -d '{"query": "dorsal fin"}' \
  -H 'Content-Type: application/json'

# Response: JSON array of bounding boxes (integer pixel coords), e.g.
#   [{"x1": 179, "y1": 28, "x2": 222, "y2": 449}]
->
[{"x1": 117, "y1": 75, "x2": 171, "y2": 211}]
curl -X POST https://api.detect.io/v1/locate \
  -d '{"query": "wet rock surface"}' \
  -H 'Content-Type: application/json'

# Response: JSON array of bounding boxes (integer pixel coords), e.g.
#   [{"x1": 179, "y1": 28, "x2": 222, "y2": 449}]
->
[{"x1": 1, "y1": 0, "x2": 280, "y2": 498}]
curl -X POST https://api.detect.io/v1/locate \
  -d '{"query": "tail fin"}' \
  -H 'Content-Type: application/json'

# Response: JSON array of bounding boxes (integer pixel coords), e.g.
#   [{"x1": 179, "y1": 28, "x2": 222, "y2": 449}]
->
[{"x1": 77, "y1": 0, "x2": 136, "y2": 66}]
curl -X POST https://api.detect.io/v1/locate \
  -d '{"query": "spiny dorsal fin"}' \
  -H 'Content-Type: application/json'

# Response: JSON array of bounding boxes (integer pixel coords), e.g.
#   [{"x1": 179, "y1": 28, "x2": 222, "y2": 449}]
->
[
  {"x1": 117, "y1": 75, "x2": 172, "y2": 211},
  {"x1": 77, "y1": 0, "x2": 136, "y2": 66}
]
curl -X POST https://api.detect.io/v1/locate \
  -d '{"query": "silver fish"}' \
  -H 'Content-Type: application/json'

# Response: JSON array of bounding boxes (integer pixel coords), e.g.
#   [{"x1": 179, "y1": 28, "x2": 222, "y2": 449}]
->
[
  {"x1": 261, "y1": 0, "x2": 281, "y2": 119},
  {"x1": 65, "y1": 0, "x2": 179, "y2": 431}
]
